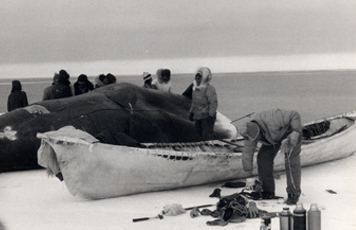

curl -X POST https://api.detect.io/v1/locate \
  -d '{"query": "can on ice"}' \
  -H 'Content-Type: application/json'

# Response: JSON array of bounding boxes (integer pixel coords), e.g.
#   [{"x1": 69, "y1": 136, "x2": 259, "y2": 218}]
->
[{"x1": 279, "y1": 207, "x2": 292, "y2": 230}]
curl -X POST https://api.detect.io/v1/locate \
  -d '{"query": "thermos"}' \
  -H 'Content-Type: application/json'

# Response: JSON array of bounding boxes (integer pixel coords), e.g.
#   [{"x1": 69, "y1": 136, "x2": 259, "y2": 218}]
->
[
  {"x1": 279, "y1": 207, "x2": 292, "y2": 230},
  {"x1": 308, "y1": 203, "x2": 321, "y2": 230},
  {"x1": 293, "y1": 203, "x2": 306, "y2": 230}
]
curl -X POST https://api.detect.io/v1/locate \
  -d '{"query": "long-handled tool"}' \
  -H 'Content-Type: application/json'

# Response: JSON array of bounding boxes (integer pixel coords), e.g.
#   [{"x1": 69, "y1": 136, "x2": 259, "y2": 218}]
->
[
  {"x1": 230, "y1": 112, "x2": 254, "y2": 124},
  {"x1": 182, "y1": 204, "x2": 214, "y2": 211},
  {"x1": 132, "y1": 214, "x2": 164, "y2": 222},
  {"x1": 132, "y1": 204, "x2": 214, "y2": 222}
]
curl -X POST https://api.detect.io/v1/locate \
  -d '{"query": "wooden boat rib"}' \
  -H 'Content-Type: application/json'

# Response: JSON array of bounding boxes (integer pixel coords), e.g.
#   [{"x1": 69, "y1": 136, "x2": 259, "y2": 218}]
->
[{"x1": 37, "y1": 110, "x2": 356, "y2": 199}]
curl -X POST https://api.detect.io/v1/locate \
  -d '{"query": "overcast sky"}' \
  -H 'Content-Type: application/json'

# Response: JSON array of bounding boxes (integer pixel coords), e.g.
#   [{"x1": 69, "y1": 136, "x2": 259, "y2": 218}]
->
[
  {"x1": 2, "y1": 0, "x2": 356, "y2": 65},
  {"x1": 1, "y1": 0, "x2": 356, "y2": 77}
]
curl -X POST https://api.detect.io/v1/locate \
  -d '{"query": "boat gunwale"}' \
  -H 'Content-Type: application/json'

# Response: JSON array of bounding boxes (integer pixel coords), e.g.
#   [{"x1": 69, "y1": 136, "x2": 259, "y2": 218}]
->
[
  {"x1": 41, "y1": 120, "x2": 356, "y2": 159},
  {"x1": 37, "y1": 110, "x2": 356, "y2": 159}
]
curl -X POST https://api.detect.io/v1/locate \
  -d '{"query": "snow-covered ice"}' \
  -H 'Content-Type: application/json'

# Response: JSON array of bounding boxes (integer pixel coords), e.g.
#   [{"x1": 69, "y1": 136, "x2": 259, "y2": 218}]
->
[{"x1": 0, "y1": 153, "x2": 355, "y2": 230}]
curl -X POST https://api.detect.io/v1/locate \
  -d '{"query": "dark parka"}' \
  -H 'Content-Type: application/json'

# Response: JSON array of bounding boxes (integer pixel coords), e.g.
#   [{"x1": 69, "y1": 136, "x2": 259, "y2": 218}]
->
[{"x1": 7, "y1": 81, "x2": 28, "y2": 112}]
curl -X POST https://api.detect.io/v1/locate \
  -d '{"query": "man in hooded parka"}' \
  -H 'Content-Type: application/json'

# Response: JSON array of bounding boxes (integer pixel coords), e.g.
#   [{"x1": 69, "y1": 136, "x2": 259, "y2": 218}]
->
[
  {"x1": 152, "y1": 69, "x2": 172, "y2": 92},
  {"x1": 238, "y1": 108, "x2": 303, "y2": 205},
  {"x1": 51, "y1": 70, "x2": 73, "y2": 99},
  {"x1": 189, "y1": 67, "x2": 218, "y2": 141}
]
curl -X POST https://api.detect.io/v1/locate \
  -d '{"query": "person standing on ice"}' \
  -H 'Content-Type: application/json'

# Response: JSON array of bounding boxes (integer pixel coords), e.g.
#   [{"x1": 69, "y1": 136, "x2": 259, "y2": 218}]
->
[
  {"x1": 152, "y1": 69, "x2": 172, "y2": 92},
  {"x1": 94, "y1": 74, "x2": 106, "y2": 89},
  {"x1": 105, "y1": 73, "x2": 117, "y2": 85},
  {"x1": 142, "y1": 72, "x2": 158, "y2": 90},
  {"x1": 189, "y1": 67, "x2": 218, "y2": 141},
  {"x1": 50, "y1": 69, "x2": 73, "y2": 99},
  {"x1": 42, "y1": 73, "x2": 59, "y2": 100},
  {"x1": 7, "y1": 80, "x2": 28, "y2": 111},
  {"x1": 74, "y1": 74, "x2": 94, "y2": 96},
  {"x1": 237, "y1": 108, "x2": 302, "y2": 205}
]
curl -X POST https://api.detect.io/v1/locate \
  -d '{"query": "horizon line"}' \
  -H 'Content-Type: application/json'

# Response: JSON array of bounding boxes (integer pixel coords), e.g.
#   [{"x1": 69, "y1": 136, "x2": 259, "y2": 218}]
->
[{"x1": 1, "y1": 53, "x2": 356, "y2": 79}]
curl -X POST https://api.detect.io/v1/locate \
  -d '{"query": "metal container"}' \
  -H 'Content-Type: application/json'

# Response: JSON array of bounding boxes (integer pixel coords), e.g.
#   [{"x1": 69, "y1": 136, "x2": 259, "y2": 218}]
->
[
  {"x1": 293, "y1": 203, "x2": 306, "y2": 230},
  {"x1": 308, "y1": 203, "x2": 321, "y2": 230},
  {"x1": 279, "y1": 207, "x2": 292, "y2": 230}
]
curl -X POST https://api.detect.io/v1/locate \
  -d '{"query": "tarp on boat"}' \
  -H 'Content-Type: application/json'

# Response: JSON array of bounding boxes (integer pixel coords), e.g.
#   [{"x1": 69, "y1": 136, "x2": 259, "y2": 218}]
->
[{"x1": 37, "y1": 126, "x2": 99, "y2": 176}]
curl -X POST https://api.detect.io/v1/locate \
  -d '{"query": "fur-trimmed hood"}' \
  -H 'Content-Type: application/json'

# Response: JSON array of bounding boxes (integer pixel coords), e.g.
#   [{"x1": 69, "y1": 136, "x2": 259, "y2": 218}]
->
[
  {"x1": 193, "y1": 67, "x2": 212, "y2": 90},
  {"x1": 156, "y1": 69, "x2": 171, "y2": 84}
]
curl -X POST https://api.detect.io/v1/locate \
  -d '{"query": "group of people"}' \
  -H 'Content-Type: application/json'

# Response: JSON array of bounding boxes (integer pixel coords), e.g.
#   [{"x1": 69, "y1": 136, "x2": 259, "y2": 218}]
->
[
  {"x1": 6, "y1": 66, "x2": 302, "y2": 205},
  {"x1": 182, "y1": 67, "x2": 302, "y2": 205},
  {"x1": 7, "y1": 70, "x2": 118, "y2": 112},
  {"x1": 142, "y1": 67, "x2": 217, "y2": 142},
  {"x1": 144, "y1": 67, "x2": 302, "y2": 205},
  {"x1": 7, "y1": 67, "x2": 174, "y2": 110},
  {"x1": 142, "y1": 67, "x2": 218, "y2": 142},
  {"x1": 8, "y1": 67, "x2": 175, "y2": 112},
  {"x1": 142, "y1": 68, "x2": 172, "y2": 92},
  {"x1": 42, "y1": 70, "x2": 117, "y2": 101}
]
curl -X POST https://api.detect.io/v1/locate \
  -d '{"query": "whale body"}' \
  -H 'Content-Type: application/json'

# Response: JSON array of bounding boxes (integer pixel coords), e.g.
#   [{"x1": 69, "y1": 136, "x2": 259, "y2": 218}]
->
[{"x1": 0, "y1": 82, "x2": 237, "y2": 172}]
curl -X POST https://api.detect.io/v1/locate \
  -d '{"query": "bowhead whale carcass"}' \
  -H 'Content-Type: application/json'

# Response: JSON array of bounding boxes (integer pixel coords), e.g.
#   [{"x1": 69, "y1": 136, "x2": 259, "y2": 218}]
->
[{"x1": 0, "y1": 82, "x2": 237, "y2": 172}]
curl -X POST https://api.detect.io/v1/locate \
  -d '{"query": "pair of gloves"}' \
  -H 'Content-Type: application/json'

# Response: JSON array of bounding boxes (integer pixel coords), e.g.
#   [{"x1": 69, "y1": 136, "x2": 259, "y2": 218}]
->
[{"x1": 244, "y1": 180, "x2": 265, "y2": 218}]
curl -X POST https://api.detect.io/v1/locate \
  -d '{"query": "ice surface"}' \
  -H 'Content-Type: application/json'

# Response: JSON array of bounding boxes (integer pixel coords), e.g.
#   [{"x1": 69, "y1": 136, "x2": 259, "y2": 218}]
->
[{"x1": 0, "y1": 154, "x2": 355, "y2": 230}]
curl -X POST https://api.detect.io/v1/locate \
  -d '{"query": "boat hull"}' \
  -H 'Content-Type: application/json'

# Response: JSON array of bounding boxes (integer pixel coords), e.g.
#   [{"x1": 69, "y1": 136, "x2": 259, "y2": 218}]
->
[{"x1": 39, "y1": 115, "x2": 356, "y2": 199}]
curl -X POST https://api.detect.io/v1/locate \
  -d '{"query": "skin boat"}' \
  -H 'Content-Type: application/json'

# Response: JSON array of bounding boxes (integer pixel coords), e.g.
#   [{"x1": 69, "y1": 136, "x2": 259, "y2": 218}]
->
[{"x1": 37, "y1": 110, "x2": 356, "y2": 199}]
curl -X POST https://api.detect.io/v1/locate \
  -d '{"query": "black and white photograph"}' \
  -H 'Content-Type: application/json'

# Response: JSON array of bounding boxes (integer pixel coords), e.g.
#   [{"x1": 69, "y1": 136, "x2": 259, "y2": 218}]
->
[{"x1": 0, "y1": 1, "x2": 355, "y2": 229}]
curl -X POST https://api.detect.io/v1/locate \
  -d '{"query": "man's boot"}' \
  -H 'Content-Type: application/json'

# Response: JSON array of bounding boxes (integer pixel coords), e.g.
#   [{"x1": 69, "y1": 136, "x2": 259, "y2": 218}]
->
[
  {"x1": 285, "y1": 194, "x2": 299, "y2": 205},
  {"x1": 261, "y1": 191, "x2": 275, "y2": 199}
]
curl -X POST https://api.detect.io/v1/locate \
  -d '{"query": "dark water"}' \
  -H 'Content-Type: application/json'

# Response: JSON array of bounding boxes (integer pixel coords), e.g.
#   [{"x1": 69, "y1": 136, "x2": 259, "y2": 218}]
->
[{"x1": 1, "y1": 70, "x2": 355, "y2": 123}]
